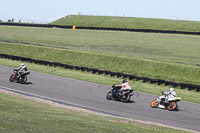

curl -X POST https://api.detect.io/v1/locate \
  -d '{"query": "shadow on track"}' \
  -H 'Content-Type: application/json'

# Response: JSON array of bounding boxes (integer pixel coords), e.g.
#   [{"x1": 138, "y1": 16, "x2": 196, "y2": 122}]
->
[{"x1": 24, "y1": 82, "x2": 33, "y2": 85}]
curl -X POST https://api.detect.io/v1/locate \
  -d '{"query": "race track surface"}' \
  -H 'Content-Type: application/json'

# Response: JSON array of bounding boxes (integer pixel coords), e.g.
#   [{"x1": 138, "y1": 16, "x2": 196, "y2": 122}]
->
[{"x1": 0, "y1": 65, "x2": 200, "y2": 132}]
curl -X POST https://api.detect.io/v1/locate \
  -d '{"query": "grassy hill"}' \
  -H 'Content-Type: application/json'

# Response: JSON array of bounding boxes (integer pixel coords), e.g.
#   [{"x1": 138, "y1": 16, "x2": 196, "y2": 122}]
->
[
  {"x1": 1, "y1": 26, "x2": 200, "y2": 85},
  {"x1": 1, "y1": 26, "x2": 200, "y2": 66},
  {"x1": 51, "y1": 15, "x2": 200, "y2": 32}
]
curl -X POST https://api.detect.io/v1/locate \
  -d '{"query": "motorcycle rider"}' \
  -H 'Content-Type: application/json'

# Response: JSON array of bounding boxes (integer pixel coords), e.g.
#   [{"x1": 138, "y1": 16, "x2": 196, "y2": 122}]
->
[
  {"x1": 163, "y1": 88, "x2": 176, "y2": 103},
  {"x1": 168, "y1": 88, "x2": 176, "y2": 97},
  {"x1": 16, "y1": 63, "x2": 27, "y2": 78},
  {"x1": 114, "y1": 79, "x2": 132, "y2": 95}
]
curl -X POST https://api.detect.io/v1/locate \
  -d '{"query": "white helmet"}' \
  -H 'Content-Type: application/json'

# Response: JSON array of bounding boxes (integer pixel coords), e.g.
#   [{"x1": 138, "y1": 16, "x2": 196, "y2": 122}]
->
[
  {"x1": 169, "y1": 88, "x2": 174, "y2": 93},
  {"x1": 20, "y1": 63, "x2": 24, "y2": 67}
]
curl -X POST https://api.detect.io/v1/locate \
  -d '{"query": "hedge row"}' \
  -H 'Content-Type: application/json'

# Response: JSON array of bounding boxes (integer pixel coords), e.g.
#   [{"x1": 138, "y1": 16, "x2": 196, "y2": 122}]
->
[
  {"x1": 0, "y1": 54, "x2": 199, "y2": 92},
  {"x1": 1, "y1": 22, "x2": 200, "y2": 35}
]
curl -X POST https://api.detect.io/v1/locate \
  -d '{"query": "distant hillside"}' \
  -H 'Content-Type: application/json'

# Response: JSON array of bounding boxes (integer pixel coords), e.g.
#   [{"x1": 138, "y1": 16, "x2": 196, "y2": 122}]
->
[{"x1": 51, "y1": 15, "x2": 200, "y2": 32}]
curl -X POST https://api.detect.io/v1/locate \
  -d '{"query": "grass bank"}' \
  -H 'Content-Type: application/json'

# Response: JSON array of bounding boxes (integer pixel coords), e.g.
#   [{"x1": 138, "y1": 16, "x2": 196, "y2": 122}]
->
[
  {"x1": 1, "y1": 58, "x2": 199, "y2": 104},
  {"x1": 0, "y1": 91, "x2": 190, "y2": 133},
  {"x1": 1, "y1": 26, "x2": 200, "y2": 65},
  {"x1": 1, "y1": 42, "x2": 200, "y2": 85},
  {"x1": 51, "y1": 15, "x2": 200, "y2": 32}
]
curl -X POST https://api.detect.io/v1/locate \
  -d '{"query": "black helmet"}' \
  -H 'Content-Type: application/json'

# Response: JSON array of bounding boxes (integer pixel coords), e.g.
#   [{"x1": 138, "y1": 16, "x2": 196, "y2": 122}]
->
[{"x1": 122, "y1": 79, "x2": 127, "y2": 83}]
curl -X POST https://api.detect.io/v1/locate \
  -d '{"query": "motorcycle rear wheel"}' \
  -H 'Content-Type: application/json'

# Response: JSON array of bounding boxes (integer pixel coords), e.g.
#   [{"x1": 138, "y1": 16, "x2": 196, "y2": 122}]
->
[
  {"x1": 18, "y1": 76, "x2": 27, "y2": 84},
  {"x1": 106, "y1": 91, "x2": 112, "y2": 100},
  {"x1": 168, "y1": 102, "x2": 177, "y2": 111},
  {"x1": 151, "y1": 99, "x2": 159, "y2": 108},
  {"x1": 9, "y1": 74, "x2": 14, "y2": 82},
  {"x1": 120, "y1": 94, "x2": 130, "y2": 103}
]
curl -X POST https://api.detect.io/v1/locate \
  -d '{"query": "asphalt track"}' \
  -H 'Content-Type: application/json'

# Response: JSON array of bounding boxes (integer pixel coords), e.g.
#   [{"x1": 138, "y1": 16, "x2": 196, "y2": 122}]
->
[{"x1": 0, "y1": 65, "x2": 200, "y2": 132}]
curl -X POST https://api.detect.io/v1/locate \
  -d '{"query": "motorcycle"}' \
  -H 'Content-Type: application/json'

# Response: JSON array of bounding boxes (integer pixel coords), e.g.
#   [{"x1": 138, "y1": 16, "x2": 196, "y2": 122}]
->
[
  {"x1": 9, "y1": 69, "x2": 30, "y2": 84},
  {"x1": 106, "y1": 85, "x2": 134, "y2": 103},
  {"x1": 150, "y1": 91, "x2": 181, "y2": 111}
]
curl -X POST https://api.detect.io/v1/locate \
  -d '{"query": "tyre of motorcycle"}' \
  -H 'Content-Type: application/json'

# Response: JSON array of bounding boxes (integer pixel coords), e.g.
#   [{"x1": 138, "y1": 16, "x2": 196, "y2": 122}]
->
[
  {"x1": 106, "y1": 91, "x2": 112, "y2": 100},
  {"x1": 18, "y1": 76, "x2": 27, "y2": 84},
  {"x1": 167, "y1": 102, "x2": 177, "y2": 111},
  {"x1": 120, "y1": 94, "x2": 130, "y2": 103},
  {"x1": 9, "y1": 74, "x2": 14, "y2": 82},
  {"x1": 150, "y1": 99, "x2": 159, "y2": 108}
]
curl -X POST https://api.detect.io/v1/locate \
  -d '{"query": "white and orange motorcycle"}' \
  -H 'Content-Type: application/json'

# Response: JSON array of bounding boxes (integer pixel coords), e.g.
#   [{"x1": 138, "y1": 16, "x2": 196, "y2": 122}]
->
[{"x1": 150, "y1": 91, "x2": 181, "y2": 111}]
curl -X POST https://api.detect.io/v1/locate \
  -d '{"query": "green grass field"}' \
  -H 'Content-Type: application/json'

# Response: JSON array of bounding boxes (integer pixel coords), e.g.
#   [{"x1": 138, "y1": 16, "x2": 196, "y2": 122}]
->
[
  {"x1": 51, "y1": 15, "x2": 200, "y2": 32},
  {"x1": 1, "y1": 42, "x2": 200, "y2": 85},
  {"x1": 1, "y1": 26, "x2": 200, "y2": 66},
  {"x1": 0, "y1": 92, "x2": 190, "y2": 133}
]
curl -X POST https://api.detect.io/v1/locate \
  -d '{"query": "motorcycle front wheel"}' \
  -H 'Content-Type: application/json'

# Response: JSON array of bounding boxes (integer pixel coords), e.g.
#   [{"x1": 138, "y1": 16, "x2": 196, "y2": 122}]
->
[
  {"x1": 106, "y1": 91, "x2": 112, "y2": 100},
  {"x1": 168, "y1": 102, "x2": 177, "y2": 111},
  {"x1": 151, "y1": 99, "x2": 159, "y2": 108},
  {"x1": 9, "y1": 74, "x2": 14, "y2": 82}
]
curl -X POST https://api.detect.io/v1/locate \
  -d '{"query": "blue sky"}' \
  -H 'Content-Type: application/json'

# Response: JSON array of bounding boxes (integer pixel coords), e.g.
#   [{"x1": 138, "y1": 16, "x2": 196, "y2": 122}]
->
[{"x1": 1, "y1": 0, "x2": 200, "y2": 23}]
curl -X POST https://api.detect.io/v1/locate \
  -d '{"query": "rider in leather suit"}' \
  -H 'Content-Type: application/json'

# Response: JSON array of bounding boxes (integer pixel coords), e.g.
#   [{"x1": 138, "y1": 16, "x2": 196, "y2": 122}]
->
[
  {"x1": 16, "y1": 63, "x2": 27, "y2": 78},
  {"x1": 114, "y1": 79, "x2": 132, "y2": 95}
]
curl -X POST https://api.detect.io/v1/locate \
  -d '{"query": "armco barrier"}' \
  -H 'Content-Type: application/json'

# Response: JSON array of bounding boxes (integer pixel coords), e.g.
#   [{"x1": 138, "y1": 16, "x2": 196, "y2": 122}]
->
[
  {"x1": 1, "y1": 22, "x2": 200, "y2": 35},
  {"x1": 104, "y1": 70, "x2": 111, "y2": 75},
  {"x1": 75, "y1": 66, "x2": 81, "y2": 70},
  {"x1": 157, "y1": 79, "x2": 165, "y2": 85},
  {"x1": 86, "y1": 68, "x2": 92, "y2": 72},
  {"x1": 129, "y1": 75, "x2": 136, "y2": 80},
  {"x1": 143, "y1": 77, "x2": 150, "y2": 83},
  {"x1": 1, "y1": 53, "x2": 200, "y2": 92},
  {"x1": 165, "y1": 81, "x2": 174, "y2": 86},
  {"x1": 196, "y1": 86, "x2": 200, "y2": 92},
  {"x1": 172, "y1": 82, "x2": 180, "y2": 88},
  {"x1": 122, "y1": 74, "x2": 129, "y2": 79},
  {"x1": 0, "y1": 22, "x2": 53, "y2": 28},
  {"x1": 98, "y1": 70, "x2": 105, "y2": 75},
  {"x1": 110, "y1": 72, "x2": 117, "y2": 77},
  {"x1": 116, "y1": 72, "x2": 123, "y2": 78},
  {"x1": 187, "y1": 84, "x2": 196, "y2": 91},
  {"x1": 180, "y1": 83, "x2": 188, "y2": 89},
  {"x1": 80, "y1": 67, "x2": 87, "y2": 71},
  {"x1": 150, "y1": 79, "x2": 158, "y2": 84},
  {"x1": 136, "y1": 76, "x2": 143, "y2": 81},
  {"x1": 91, "y1": 68, "x2": 98, "y2": 74}
]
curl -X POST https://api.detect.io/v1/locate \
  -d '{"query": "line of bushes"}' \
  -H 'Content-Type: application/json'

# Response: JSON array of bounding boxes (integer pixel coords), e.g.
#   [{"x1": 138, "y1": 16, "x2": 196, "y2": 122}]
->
[
  {"x1": 1, "y1": 54, "x2": 199, "y2": 92},
  {"x1": 1, "y1": 22, "x2": 200, "y2": 35}
]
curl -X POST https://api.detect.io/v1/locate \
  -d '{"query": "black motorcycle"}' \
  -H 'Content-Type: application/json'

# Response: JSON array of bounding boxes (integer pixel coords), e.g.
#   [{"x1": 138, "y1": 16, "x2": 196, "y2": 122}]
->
[
  {"x1": 9, "y1": 69, "x2": 30, "y2": 84},
  {"x1": 106, "y1": 85, "x2": 134, "y2": 103}
]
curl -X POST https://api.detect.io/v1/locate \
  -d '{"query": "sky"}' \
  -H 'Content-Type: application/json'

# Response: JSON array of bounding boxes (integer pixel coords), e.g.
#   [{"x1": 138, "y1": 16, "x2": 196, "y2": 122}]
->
[{"x1": 1, "y1": 0, "x2": 200, "y2": 23}]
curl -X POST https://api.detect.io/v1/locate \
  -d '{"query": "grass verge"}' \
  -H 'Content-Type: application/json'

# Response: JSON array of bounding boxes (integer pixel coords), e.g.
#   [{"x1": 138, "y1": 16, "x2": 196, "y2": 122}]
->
[
  {"x1": 0, "y1": 58, "x2": 199, "y2": 104},
  {"x1": 0, "y1": 91, "x2": 190, "y2": 133},
  {"x1": 1, "y1": 42, "x2": 200, "y2": 85}
]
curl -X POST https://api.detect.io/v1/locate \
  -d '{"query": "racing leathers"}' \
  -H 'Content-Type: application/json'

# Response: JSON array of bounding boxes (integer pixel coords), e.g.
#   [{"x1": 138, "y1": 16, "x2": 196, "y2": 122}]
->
[
  {"x1": 114, "y1": 82, "x2": 132, "y2": 95},
  {"x1": 163, "y1": 88, "x2": 176, "y2": 102},
  {"x1": 16, "y1": 65, "x2": 27, "y2": 78}
]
